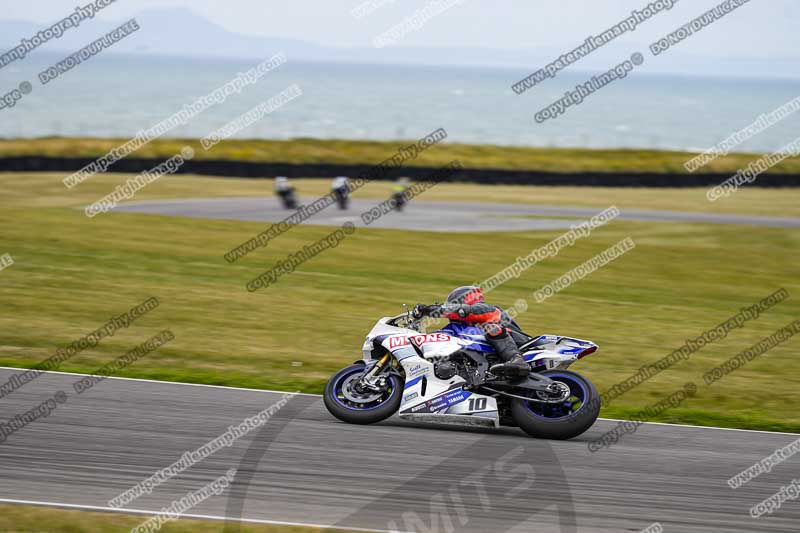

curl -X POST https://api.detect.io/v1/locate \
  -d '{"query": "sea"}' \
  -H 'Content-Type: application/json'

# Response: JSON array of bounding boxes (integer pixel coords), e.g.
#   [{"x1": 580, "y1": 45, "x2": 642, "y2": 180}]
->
[{"x1": 1, "y1": 53, "x2": 799, "y2": 153}]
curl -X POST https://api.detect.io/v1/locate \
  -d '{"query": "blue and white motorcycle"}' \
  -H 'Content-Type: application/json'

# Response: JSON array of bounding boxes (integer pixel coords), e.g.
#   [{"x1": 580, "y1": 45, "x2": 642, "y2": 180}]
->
[{"x1": 323, "y1": 307, "x2": 601, "y2": 440}]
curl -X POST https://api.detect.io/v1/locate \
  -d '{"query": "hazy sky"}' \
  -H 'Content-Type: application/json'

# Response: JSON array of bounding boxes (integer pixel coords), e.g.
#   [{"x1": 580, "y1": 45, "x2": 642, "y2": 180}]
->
[{"x1": 2, "y1": 0, "x2": 798, "y2": 57}]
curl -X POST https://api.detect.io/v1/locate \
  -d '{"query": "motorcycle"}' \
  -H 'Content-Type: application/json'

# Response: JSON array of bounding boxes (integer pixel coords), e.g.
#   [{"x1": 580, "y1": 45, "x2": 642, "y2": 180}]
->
[
  {"x1": 333, "y1": 186, "x2": 349, "y2": 210},
  {"x1": 391, "y1": 191, "x2": 407, "y2": 212},
  {"x1": 277, "y1": 187, "x2": 298, "y2": 209},
  {"x1": 323, "y1": 306, "x2": 601, "y2": 440}
]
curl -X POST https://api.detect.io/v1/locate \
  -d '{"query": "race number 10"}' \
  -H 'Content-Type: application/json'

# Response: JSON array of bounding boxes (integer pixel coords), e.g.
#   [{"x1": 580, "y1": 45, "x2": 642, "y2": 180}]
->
[{"x1": 468, "y1": 398, "x2": 487, "y2": 411}]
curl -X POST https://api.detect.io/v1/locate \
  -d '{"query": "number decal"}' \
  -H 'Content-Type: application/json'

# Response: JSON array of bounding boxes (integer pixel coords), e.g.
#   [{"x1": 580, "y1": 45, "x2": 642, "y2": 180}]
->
[{"x1": 467, "y1": 398, "x2": 488, "y2": 411}]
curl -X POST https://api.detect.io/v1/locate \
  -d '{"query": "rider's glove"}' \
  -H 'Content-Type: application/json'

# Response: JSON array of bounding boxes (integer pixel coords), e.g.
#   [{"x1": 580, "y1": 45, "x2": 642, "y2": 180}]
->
[
  {"x1": 411, "y1": 304, "x2": 428, "y2": 319},
  {"x1": 412, "y1": 303, "x2": 445, "y2": 318}
]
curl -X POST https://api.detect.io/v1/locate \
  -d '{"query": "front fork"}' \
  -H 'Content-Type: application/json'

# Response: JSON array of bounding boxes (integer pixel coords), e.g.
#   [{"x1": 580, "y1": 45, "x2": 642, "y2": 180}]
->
[{"x1": 358, "y1": 353, "x2": 392, "y2": 391}]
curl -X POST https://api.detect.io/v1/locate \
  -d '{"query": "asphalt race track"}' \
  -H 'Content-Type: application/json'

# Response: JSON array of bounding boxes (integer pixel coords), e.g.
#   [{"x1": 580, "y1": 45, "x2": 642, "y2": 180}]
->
[
  {"x1": 112, "y1": 198, "x2": 800, "y2": 232},
  {"x1": 0, "y1": 368, "x2": 797, "y2": 533}
]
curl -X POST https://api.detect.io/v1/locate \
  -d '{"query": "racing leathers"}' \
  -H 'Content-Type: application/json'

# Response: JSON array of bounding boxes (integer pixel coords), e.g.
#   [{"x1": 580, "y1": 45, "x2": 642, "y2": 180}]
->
[{"x1": 414, "y1": 302, "x2": 530, "y2": 377}]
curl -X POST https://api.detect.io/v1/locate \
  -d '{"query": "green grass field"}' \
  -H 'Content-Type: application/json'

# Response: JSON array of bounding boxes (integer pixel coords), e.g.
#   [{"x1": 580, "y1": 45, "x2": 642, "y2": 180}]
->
[
  {"x1": 4, "y1": 136, "x2": 800, "y2": 175},
  {"x1": 0, "y1": 504, "x2": 356, "y2": 533},
  {"x1": 0, "y1": 172, "x2": 798, "y2": 433}
]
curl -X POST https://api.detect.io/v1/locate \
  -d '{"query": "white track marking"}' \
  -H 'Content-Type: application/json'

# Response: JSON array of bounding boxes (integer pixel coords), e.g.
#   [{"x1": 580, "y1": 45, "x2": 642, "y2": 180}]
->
[
  {"x1": 0, "y1": 365, "x2": 320, "y2": 397},
  {"x1": 0, "y1": 365, "x2": 797, "y2": 436}
]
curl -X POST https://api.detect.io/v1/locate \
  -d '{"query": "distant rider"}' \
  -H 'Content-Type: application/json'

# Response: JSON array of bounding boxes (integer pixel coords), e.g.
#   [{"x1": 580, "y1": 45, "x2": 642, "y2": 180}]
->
[
  {"x1": 331, "y1": 176, "x2": 350, "y2": 209},
  {"x1": 413, "y1": 286, "x2": 530, "y2": 377},
  {"x1": 392, "y1": 177, "x2": 411, "y2": 210},
  {"x1": 274, "y1": 176, "x2": 292, "y2": 196},
  {"x1": 393, "y1": 176, "x2": 411, "y2": 195},
  {"x1": 274, "y1": 176, "x2": 297, "y2": 209}
]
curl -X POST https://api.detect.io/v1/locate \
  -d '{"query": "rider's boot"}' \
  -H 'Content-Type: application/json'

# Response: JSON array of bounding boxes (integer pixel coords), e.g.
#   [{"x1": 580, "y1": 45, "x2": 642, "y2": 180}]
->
[{"x1": 485, "y1": 326, "x2": 530, "y2": 378}]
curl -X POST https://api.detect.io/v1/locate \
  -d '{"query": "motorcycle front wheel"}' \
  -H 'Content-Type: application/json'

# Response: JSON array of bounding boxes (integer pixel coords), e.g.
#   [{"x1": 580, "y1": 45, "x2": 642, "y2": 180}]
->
[{"x1": 323, "y1": 364, "x2": 403, "y2": 425}]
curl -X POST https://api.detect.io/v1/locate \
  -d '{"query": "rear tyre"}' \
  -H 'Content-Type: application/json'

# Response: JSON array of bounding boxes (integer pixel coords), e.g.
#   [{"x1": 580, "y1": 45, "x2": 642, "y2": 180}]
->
[
  {"x1": 511, "y1": 370, "x2": 600, "y2": 440},
  {"x1": 323, "y1": 364, "x2": 403, "y2": 425}
]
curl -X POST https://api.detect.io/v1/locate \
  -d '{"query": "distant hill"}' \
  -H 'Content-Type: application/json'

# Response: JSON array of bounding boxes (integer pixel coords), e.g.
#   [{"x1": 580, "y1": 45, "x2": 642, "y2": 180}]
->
[{"x1": 0, "y1": 7, "x2": 797, "y2": 78}]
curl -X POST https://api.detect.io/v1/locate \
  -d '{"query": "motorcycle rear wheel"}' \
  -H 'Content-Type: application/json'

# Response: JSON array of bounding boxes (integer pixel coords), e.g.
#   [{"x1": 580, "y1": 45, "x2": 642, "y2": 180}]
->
[{"x1": 511, "y1": 370, "x2": 600, "y2": 440}]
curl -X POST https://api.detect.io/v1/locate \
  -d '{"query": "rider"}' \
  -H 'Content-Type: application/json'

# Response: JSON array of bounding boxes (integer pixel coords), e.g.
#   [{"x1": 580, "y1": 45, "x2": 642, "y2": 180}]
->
[
  {"x1": 413, "y1": 286, "x2": 530, "y2": 377},
  {"x1": 391, "y1": 177, "x2": 411, "y2": 210},
  {"x1": 331, "y1": 176, "x2": 349, "y2": 194},
  {"x1": 393, "y1": 176, "x2": 411, "y2": 195},
  {"x1": 331, "y1": 176, "x2": 350, "y2": 208},
  {"x1": 274, "y1": 176, "x2": 292, "y2": 195}
]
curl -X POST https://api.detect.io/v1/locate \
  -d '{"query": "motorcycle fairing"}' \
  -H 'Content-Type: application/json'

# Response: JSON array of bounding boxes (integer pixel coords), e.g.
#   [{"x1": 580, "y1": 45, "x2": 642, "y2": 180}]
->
[
  {"x1": 521, "y1": 335, "x2": 598, "y2": 370},
  {"x1": 437, "y1": 322, "x2": 494, "y2": 352}
]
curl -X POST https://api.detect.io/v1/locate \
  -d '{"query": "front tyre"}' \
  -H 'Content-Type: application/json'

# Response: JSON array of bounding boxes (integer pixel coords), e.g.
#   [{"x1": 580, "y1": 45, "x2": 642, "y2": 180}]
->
[
  {"x1": 323, "y1": 364, "x2": 403, "y2": 425},
  {"x1": 511, "y1": 370, "x2": 600, "y2": 440}
]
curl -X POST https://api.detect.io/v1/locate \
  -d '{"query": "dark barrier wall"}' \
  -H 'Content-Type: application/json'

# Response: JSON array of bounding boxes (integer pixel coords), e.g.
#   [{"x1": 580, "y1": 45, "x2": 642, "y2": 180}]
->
[{"x1": 2, "y1": 156, "x2": 799, "y2": 187}]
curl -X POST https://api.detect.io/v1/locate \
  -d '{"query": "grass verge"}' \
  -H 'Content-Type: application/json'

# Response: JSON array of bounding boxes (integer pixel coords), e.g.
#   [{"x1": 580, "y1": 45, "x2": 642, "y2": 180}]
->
[
  {"x1": 0, "y1": 504, "x2": 355, "y2": 533},
  {"x1": 3, "y1": 136, "x2": 800, "y2": 175},
  {"x1": 0, "y1": 172, "x2": 798, "y2": 433}
]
